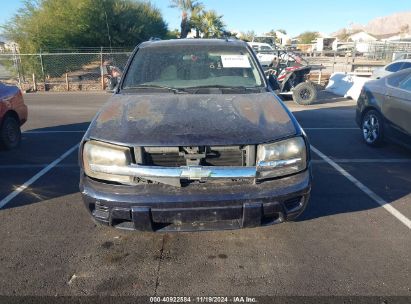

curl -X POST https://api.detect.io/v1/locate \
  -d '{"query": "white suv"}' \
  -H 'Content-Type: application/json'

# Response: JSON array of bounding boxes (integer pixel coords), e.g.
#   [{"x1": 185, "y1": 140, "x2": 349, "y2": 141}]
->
[
  {"x1": 371, "y1": 59, "x2": 411, "y2": 79},
  {"x1": 247, "y1": 42, "x2": 277, "y2": 66}
]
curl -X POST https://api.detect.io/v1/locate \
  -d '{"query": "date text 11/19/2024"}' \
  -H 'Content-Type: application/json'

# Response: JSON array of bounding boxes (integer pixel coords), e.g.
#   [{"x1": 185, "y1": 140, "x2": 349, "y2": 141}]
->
[{"x1": 149, "y1": 296, "x2": 257, "y2": 303}]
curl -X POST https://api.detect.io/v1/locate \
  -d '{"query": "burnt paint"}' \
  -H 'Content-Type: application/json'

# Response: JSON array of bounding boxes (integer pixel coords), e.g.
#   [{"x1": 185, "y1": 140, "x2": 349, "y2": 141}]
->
[{"x1": 86, "y1": 92, "x2": 297, "y2": 146}]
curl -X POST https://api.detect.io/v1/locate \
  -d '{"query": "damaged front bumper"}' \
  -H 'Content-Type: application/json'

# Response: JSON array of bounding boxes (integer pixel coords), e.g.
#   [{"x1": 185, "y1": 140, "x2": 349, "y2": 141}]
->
[{"x1": 80, "y1": 168, "x2": 311, "y2": 232}]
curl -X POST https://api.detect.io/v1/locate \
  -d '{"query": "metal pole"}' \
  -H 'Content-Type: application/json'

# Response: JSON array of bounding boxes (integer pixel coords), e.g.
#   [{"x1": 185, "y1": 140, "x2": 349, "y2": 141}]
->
[
  {"x1": 100, "y1": 47, "x2": 104, "y2": 90},
  {"x1": 12, "y1": 46, "x2": 22, "y2": 89},
  {"x1": 39, "y1": 49, "x2": 46, "y2": 91}
]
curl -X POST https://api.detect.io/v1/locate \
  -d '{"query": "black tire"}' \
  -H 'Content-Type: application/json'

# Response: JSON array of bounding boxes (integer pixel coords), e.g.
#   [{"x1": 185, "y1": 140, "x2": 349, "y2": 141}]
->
[
  {"x1": 292, "y1": 82, "x2": 318, "y2": 105},
  {"x1": 0, "y1": 115, "x2": 22, "y2": 150},
  {"x1": 361, "y1": 110, "x2": 384, "y2": 147}
]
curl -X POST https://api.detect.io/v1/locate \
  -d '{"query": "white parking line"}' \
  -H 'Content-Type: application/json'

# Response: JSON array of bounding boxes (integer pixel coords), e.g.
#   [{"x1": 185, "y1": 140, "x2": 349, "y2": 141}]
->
[
  {"x1": 24, "y1": 130, "x2": 86, "y2": 134},
  {"x1": 312, "y1": 159, "x2": 411, "y2": 164},
  {"x1": 311, "y1": 145, "x2": 411, "y2": 230},
  {"x1": 0, "y1": 144, "x2": 79, "y2": 209},
  {"x1": 0, "y1": 164, "x2": 78, "y2": 169},
  {"x1": 305, "y1": 127, "x2": 358, "y2": 130}
]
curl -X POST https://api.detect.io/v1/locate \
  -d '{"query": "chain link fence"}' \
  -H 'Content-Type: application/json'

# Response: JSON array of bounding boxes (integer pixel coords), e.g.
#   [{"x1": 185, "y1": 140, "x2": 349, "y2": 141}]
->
[
  {"x1": 1, "y1": 41, "x2": 411, "y2": 91},
  {"x1": 296, "y1": 40, "x2": 411, "y2": 77},
  {"x1": 0, "y1": 49, "x2": 132, "y2": 91},
  {"x1": 365, "y1": 41, "x2": 411, "y2": 61}
]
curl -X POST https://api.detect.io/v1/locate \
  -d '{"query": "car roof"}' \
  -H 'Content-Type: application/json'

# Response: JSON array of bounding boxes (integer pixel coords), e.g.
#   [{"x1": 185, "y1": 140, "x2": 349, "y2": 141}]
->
[
  {"x1": 139, "y1": 38, "x2": 247, "y2": 49},
  {"x1": 389, "y1": 59, "x2": 411, "y2": 64}
]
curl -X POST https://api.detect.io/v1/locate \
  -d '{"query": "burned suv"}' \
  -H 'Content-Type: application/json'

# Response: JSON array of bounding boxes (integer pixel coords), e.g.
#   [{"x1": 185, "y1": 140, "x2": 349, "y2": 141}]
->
[{"x1": 79, "y1": 39, "x2": 312, "y2": 231}]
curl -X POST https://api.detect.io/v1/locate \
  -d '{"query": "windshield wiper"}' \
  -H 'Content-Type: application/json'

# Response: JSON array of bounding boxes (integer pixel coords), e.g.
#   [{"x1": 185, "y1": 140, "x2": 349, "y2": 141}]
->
[
  {"x1": 186, "y1": 85, "x2": 263, "y2": 94},
  {"x1": 124, "y1": 84, "x2": 188, "y2": 94}
]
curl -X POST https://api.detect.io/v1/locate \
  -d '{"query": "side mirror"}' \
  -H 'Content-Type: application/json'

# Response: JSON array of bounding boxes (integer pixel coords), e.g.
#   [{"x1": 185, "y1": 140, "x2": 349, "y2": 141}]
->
[{"x1": 267, "y1": 74, "x2": 280, "y2": 91}]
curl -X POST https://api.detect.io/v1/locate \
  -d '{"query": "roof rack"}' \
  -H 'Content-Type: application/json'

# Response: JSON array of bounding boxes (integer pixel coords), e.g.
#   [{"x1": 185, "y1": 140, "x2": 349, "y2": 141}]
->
[
  {"x1": 221, "y1": 32, "x2": 238, "y2": 42},
  {"x1": 149, "y1": 37, "x2": 162, "y2": 41}
]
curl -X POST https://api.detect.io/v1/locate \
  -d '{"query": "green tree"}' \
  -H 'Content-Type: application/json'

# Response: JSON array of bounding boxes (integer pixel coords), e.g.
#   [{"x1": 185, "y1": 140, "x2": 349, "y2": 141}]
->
[
  {"x1": 197, "y1": 10, "x2": 225, "y2": 38},
  {"x1": 239, "y1": 30, "x2": 256, "y2": 42},
  {"x1": 169, "y1": 0, "x2": 203, "y2": 38},
  {"x1": 277, "y1": 29, "x2": 287, "y2": 35},
  {"x1": 189, "y1": 5, "x2": 205, "y2": 38},
  {"x1": 166, "y1": 28, "x2": 181, "y2": 39},
  {"x1": 298, "y1": 31, "x2": 320, "y2": 44},
  {"x1": 2, "y1": 0, "x2": 168, "y2": 52}
]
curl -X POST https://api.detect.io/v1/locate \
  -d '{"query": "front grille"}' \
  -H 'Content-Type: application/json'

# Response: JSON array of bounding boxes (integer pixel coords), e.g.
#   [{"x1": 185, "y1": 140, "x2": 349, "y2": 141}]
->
[
  {"x1": 147, "y1": 152, "x2": 185, "y2": 167},
  {"x1": 138, "y1": 145, "x2": 255, "y2": 167}
]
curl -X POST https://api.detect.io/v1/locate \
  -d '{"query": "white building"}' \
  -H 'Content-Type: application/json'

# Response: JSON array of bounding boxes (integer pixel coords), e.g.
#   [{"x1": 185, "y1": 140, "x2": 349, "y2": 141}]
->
[
  {"x1": 313, "y1": 36, "x2": 338, "y2": 52},
  {"x1": 348, "y1": 31, "x2": 377, "y2": 42},
  {"x1": 275, "y1": 31, "x2": 290, "y2": 46}
]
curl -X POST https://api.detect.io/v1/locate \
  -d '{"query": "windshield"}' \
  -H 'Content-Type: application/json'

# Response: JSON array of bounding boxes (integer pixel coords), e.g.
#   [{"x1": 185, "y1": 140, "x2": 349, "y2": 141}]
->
[{"x1": 122, "y1": 44, "x2": 264, "y2": 90}]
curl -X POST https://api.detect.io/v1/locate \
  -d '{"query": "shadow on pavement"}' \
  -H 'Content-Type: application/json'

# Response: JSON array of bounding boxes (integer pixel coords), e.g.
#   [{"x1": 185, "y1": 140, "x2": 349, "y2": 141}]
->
[{"x1": 0, "y1": 122, "x2": 90, "y2": 210}]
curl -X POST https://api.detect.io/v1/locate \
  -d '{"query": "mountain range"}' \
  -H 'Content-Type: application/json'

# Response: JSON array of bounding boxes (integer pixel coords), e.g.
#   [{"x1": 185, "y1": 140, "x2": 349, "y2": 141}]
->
[{"x1": 336, "y1": 11, "x2": 411, "y2": 36}]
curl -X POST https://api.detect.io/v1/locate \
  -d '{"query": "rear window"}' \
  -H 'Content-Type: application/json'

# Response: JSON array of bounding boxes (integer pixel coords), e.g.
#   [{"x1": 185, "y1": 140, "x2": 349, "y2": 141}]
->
[
  {"x1": 386, "y1": 62, "x2": 404, "y2": 72},
  {"x1": 400, "y1": 62, "x2": 411, "y2": 70},
  {"x1": 260, "y1": 46, "x2": 272, "y2": 51}
]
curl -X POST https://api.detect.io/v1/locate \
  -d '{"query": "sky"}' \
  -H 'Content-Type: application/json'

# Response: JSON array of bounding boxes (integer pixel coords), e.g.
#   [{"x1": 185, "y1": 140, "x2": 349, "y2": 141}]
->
[{"x1": 0, "y1": 0, "x2": 411, "y2": 37}]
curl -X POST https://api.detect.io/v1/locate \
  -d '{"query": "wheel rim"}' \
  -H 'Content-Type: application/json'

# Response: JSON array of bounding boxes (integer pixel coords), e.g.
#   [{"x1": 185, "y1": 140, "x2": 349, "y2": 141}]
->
[
  {"x1": 362, "y1": 114, "x2": 379, "y2": 143},
  {"x1": 299, "y1": 88, "x2": 311, "y2": 100},
  {"x1": 5, "y1": 120, "x2": 19, "y2": 144}
]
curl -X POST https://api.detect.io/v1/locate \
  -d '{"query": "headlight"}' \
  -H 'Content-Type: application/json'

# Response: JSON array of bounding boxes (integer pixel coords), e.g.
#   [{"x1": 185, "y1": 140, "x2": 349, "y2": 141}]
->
[
  {"x1": 256, "y1": 137, "x2": 307, "y2": 179},
  {"x1": 83, "y1": 140, "x2": 133, "y2": 184}
]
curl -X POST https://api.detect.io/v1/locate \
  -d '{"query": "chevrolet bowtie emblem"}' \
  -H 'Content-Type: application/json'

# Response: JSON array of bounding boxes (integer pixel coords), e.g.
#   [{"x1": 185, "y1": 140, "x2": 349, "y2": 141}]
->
[{"x1": 180, "y1": 166, "x2": 212, "y2": 180}]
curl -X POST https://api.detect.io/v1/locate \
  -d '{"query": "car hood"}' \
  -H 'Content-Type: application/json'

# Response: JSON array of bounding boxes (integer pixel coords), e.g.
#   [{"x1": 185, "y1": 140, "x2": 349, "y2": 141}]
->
[{"x1": 86, "y1": 92, "x2": 297, "y2": 146}]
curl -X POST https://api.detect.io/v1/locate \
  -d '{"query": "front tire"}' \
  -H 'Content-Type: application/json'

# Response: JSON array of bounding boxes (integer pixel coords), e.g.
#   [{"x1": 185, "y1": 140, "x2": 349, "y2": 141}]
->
[
  {"x1": 0, "y1": 115, "x2": 22, "y2": 150},
  {"x1": 361, "y1": 110, "x2": 384, "y2": 146},
  {"x1": 292, "y1": 82, "x2": 317, "y2": 105}
]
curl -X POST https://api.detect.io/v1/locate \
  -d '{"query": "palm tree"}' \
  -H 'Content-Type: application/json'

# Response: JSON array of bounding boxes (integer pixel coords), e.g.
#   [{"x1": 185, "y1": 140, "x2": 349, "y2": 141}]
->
[
  {"x1": 190, "y1": 8, "x2": 204, "y2": 38},
  {"x1": 169, "y1": 0, "x2": 203, "y2": 38},
  {"x1": 200, "y1": 10, "x2": 225, "y2": 38}
]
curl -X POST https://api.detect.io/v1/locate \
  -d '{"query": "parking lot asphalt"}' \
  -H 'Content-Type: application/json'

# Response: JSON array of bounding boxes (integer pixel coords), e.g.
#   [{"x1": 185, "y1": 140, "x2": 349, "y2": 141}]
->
[{"x1": 0, "y1": 92, "x2": 410, "y2": 296}]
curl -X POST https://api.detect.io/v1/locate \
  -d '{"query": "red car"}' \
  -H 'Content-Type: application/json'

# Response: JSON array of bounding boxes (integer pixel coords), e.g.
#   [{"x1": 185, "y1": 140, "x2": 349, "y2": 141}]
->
[{"x1": 0, "y1": 82, "x2": 28, "y2": 149}]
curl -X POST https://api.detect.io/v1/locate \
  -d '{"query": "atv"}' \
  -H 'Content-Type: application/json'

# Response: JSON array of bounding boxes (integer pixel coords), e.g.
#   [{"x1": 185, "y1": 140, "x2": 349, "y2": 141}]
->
[{"x1": 264, "y1": 49, "x2": 319, "y2": 105}]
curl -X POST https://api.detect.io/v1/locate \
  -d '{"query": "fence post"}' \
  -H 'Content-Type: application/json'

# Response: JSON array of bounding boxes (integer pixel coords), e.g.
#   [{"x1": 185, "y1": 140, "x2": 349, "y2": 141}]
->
[
  {"x1": 12, "y1": 47, "x2": 22, "y2": 89},
  {"x1": 65, "y1": 73, "x2": 69, "y2": 91},
  {"x1": 39, "y1": 49, "x2": 46, "y2": 91},
  {"x1": 317, "y1": 69, "x2": 322, "y2": 85},
  {"x1": 32, "y1": 73, "x2": 37, "y2": 91},
  {"x1": 100, "y1": 47, "x2": 105, "y2": 90}
]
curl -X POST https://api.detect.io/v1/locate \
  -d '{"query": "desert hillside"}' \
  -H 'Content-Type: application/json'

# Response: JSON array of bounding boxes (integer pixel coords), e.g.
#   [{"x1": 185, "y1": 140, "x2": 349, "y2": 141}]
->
[{"x1": 338, "y1": 11, "x2": 411, "y2": 36}]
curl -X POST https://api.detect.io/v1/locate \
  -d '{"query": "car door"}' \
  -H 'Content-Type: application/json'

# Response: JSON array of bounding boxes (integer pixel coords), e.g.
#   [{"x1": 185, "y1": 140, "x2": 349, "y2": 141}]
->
[{"x1": 383, "y1": 73, "x2": 411, "y2": 138}]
